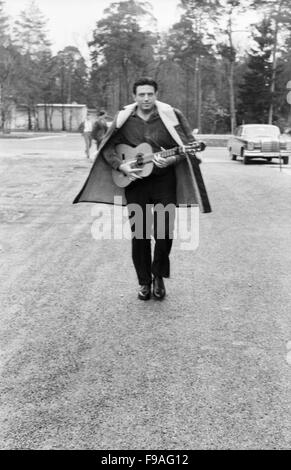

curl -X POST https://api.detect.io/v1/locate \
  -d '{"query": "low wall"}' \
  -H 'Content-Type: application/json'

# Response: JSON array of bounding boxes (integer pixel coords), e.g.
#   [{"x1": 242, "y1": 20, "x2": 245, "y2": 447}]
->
[{"x1": 36, "y1": 104, "x2": 87, "y2": 131}]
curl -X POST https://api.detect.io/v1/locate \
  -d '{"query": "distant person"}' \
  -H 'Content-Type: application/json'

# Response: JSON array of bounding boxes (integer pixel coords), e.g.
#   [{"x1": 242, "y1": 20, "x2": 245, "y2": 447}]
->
[
  {"x1": 79, "y1": 112, "x2": 93, "y2": 158},
  {"x1": 92, "y1": 110, "x2": 108, "y2": 150}
]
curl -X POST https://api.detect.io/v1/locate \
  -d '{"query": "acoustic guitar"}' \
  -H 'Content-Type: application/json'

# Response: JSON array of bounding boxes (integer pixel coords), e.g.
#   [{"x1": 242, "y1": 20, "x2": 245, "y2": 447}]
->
[{"x1": 112, "y1": 141, "x2": 205, "y2": 188}]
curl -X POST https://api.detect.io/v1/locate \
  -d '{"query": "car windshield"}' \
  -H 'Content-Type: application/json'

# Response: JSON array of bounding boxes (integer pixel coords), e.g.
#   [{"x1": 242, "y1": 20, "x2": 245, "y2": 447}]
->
[{"x1": 243, "y1": 126, "x2": 280, "y2": 137}]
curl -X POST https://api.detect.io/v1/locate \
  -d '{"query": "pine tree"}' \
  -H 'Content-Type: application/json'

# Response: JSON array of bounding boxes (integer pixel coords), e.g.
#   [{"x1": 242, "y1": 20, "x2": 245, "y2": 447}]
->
[
  {"x1": 176, "y1": 0, "x2": 220, "y2": 130},
  {"x1": 238, "y1": 18, "x2": 274, "y2": 123},
  {"x1": 0, "y1": 0, "x2": 9, "y2": 45},
  {"x1": 13, "y1": 0, "x2": 51, "y2": 58},
  {"x1": 11, "y1": 1, "x2": 52, "y2": 129},
  {"x1": 0, "y1": 0, "x2": 14, "y2": 130},
  {"x1": 254, "y1": 0, "x2": 291, "y2": 122},
  {"x1": 164, "y1": 16, "x2": 212, "y2": 127},
  {"x1": 272, "y1": 33, "x2": 291, "y2": 128},
  {"x1": 89, "y1": 0, "x2": 157, "y2": 112},
  {"x1": 50, "y1": 46, "x2": 88, "y2": 104},
  {"x1": 216, "y1": 0, "x2": 250, "y2": 133}
]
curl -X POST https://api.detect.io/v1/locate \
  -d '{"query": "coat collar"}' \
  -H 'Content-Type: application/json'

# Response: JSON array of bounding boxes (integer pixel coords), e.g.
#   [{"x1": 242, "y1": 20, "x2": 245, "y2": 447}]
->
[{"x1": 116, "y1": 100, "x2": 184, "y2": 147}]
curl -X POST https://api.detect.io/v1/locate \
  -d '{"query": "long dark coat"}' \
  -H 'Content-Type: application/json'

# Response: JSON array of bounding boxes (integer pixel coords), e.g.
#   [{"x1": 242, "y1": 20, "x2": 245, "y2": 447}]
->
[{"x1": 73, "y1": 101, "x2": 211, "y2": 213}]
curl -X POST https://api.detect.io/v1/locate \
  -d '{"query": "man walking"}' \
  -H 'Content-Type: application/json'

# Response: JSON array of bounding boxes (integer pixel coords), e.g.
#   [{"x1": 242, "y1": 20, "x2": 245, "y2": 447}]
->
[
  {"x1": 92, "y1": 110, "x2": 108, "y2": 150},
  {"x1": 79, "y1": 112, "x2": 93, "y2": 158},
  {"x1": 74, "y1": 77, "x2": 211, "y2": 300}
]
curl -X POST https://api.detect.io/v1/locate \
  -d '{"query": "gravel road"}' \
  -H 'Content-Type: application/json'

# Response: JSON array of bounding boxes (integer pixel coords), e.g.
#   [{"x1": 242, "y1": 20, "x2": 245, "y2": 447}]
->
[{"x1": 0, "y1": 135, "x2": 291, "y2": 449}]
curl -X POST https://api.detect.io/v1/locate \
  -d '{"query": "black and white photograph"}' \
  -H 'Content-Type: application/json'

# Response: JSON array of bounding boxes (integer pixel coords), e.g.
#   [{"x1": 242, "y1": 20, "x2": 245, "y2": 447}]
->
[{"x1": 0, "y1": 0, "x2": 291, "y2": 453}]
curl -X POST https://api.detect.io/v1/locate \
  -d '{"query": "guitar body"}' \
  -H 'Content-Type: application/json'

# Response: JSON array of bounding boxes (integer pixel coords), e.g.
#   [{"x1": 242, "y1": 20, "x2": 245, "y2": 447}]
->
[
  {"x1": 110, "y1": 141, "x2": 211, "y2": 214},
  {"x1": 112, "y1": 143, "x2": 154, "y2": 188}
]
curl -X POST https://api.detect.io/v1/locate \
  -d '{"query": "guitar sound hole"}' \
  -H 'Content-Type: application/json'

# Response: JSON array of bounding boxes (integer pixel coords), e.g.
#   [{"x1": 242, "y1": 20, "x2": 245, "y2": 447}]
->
[{"x1": 136, "y1": 153, "x2": 144, "y2": 167}]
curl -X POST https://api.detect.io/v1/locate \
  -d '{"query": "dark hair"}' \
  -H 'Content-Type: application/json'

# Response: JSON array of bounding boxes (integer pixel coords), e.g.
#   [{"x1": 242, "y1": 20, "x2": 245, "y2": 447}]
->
[{"x1": 133, "y1": 77, "x2": 158, "y2": 94}]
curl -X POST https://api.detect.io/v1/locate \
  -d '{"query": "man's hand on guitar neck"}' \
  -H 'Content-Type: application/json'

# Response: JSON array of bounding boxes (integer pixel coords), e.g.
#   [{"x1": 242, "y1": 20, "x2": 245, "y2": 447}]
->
[
  {"x1": 118, "y1": 161, "x2": 143, "y2": 181},
  {"x1": 153, "y1": 154, "x2": 177, "y2": 168}
]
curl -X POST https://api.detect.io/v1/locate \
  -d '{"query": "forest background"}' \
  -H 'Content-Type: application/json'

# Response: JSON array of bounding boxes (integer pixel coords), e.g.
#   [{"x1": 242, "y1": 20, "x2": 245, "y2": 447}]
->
[{"x1": 1, "y1": 0, "x2": 291, "y2": 133}]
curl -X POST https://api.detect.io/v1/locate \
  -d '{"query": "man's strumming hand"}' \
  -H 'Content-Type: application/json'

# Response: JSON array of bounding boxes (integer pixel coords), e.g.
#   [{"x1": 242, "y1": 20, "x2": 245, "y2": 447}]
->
[{"x1": 118, "y1": 162, "x2": 143, "y2": 181}]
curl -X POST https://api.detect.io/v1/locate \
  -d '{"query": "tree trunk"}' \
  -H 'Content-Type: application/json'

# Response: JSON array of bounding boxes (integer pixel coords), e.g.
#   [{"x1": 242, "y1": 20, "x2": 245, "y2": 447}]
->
[
  {"x1": 268, "y1": 2, "x2": 281, "y2": 124},
  {"x1": 197, "y1": 57, "x2": 202, "y2": 132},
  {"x1": 49, "y1": 107, "x2": 53, "y2": 131},
  {"x1": 193, "y1": 59, "x2": 198, "y2": 128},
  {"x1": 27, "y1": 107, "x2": 32, "y2": 131},
  {"x1": 62, "y1": 105, "x2": 66, "y2": 131},
  {"x1": 112, "y1": 72, "x2": 119, "y2": 113},
  {"x1": 67, "y1": 72, "x2": 72, "y2": 104},
  {"x1": 122, "y1": 60, "x2": 130, "y2": 104},
  {"x1": 229, "y1": 60, "x2": 236, "y2": 133},
  {"x1": 69, "y1": 106, "x2": 73, "y2": 131},
  {"x1": 185, "y1": 68, "x2": 189, "y2": 120},
  {"x1": 44, "y1": 103, "x2": 48, "y2": 131},
  {"x1": 227, "y1": 11, "x2": 237, "y2": 133},
  {"x1": 0, "y1": 84, "x2": 3, "y2": 131},
  {"x1": 118, "y1": 70, "x2": 123, "y2": 109}
]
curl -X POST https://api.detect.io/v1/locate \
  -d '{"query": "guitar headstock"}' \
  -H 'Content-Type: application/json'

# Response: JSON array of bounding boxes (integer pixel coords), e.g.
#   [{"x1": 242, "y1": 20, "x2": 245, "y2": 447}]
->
[{"x1": 183, "y1": 141, "x2": 206, "y2": 154}]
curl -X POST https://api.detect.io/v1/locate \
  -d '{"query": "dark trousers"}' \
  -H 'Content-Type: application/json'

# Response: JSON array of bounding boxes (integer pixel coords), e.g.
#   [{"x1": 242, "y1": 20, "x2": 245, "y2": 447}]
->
[
  {"x1": 125, "y1": 170, "x2": 176, "y2": 285},
  {"x1": 83, "y1": 132, "x2": 92, "y2": 156}
]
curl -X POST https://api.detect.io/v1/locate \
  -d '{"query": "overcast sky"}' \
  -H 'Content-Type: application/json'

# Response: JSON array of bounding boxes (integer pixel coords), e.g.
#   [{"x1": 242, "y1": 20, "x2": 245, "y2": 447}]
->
[
  {"x1": 5, "y1": 0, "x2": 181, "y2": 56},
  {"x1": 5, "y1": 0, "x2": 254, "y2": 61}
]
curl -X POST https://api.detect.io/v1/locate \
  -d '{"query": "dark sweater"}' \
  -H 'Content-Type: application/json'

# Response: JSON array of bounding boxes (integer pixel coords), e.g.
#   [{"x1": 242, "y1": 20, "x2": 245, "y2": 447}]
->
[{"x1": 102, "y1": 107, "x2": 194, "y2": 176}]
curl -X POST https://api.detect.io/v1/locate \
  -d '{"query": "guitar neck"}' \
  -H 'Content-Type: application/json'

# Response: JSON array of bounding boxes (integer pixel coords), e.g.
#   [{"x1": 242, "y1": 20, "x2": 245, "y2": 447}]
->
[
  {"x1": 155, "y1": 147, "x2": 180, "y2": 159},
  {"x1": 129, "y1": 146, "x2": 181, "y2": 165}
]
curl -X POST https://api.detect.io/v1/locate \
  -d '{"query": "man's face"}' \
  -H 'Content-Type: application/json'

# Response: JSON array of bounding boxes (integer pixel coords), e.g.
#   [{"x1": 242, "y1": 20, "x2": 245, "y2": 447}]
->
[{"x1": 133, "y1": 85, "x2": 157, "y2": 113}]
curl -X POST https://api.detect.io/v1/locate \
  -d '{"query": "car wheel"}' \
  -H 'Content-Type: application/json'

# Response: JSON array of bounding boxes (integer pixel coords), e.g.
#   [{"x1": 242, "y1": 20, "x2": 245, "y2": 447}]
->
[
  {"x1": 283, "y1": 156, "x2": 289, "y2": 165},
  {"x1": 241, "y1": 149, "x2": 249, "y2": 164}
]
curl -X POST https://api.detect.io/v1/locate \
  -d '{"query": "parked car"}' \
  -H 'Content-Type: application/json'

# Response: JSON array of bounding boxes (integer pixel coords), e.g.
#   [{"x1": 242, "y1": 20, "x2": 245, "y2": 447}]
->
[{"x1": 227, "y1": 124, "x2": 291, "y2": 164}]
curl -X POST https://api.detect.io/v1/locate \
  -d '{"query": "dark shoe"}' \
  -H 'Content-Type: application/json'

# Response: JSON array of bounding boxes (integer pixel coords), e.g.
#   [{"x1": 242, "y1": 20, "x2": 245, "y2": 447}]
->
[
  {"x1": 153, "y1": 276, "x2": 166, "y2": 300},
  {"x1": 138, "y1": 284, "x2": 151, "y2": 301}
]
